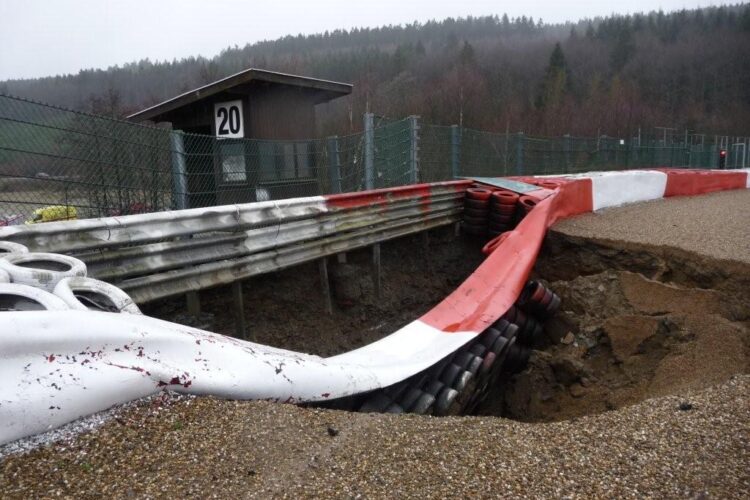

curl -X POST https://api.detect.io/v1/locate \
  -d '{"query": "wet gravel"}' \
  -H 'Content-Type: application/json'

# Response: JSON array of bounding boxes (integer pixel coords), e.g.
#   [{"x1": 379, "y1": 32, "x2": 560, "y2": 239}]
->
[
  {"x1": 0, "y1": 377, "x2": 747, "y2": 498},
  {"x1": 1, "y1": 190, "x2": 748, "y2": 498},
  {"x1": 0, "y1": 392, "x2": 190, "y2": 462},
  {"x1": 553, "y1": 189, "x2": 750, "y2": 264}
]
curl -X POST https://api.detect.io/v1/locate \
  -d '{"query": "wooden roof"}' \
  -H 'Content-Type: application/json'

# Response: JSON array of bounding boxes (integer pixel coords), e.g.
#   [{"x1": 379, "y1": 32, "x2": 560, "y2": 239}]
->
[{"x1": 128, "y1": 68, "x2": 352, "y2": 122}]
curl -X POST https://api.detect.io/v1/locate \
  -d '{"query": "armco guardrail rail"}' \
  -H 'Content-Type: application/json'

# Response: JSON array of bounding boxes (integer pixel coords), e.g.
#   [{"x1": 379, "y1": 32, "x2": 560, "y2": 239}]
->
[
  {"x1": 0, "y1": 181, "x2": 468, "y2": 302},
  {"x1": 0, "y1": 168, "x2": 748, "y2": 445}
]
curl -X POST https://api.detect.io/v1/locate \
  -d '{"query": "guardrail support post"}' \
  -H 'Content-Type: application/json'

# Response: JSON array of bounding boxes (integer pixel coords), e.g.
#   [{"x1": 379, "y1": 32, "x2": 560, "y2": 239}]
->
[
  {"x1": 319, "y1": 257, "x2": 333, "y2": 315},
  {"x1": 371, "y1": 243, "x2": 381, "y2": 299},
  {"x1": 186, "y1": 291, "x2": 200, "y2": 316},
  {"x1": 327, "y1": 135, "x2": 342, "y2": 194},
  {"x1": 364, "y1": 113, "x2": 375, "y2": 190},
  {"x1": 451, "y1": 125, "x2": 461, "y2": 178},
  {"x1": 409, "y1": 115, "x2": 420, "y2": 183},
  {"x1": 231, "y1": 281, "x2": 250, "y2": 340},
  {"x1": 170, "y1": 130, "x2": 189, "y2": 210}
]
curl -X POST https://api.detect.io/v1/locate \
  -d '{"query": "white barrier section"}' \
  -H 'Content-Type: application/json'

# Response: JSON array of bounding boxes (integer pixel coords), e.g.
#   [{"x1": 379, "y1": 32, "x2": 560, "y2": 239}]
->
[
  {"x1": 0, "y1": 311, "x2": 475, "y2": 445},
  {"x1": 587, "y1": 170, "x2": 668, "y2": 210}
]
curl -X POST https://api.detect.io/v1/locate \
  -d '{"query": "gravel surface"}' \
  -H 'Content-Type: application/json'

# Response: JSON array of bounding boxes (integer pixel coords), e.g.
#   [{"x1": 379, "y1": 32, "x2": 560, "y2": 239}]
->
[
  {"x1": 1, "y1": 377, "x2": 747, "y2": 498},
  {"x1": 1, "y1": 190, "x2": 748, "y2": 498},
  {"x1": 553, "y1": 189, "x2": 750, "y2": 264},
  {"x1": 0, "y1": 392, "x2": 191, "y2": 462}
]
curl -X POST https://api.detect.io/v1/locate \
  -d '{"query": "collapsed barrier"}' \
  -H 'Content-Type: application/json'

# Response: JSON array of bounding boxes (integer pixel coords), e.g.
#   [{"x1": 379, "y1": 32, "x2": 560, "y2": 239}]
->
[{"x1": 0, "y1": 168, "x2": 748, "y2": 445}]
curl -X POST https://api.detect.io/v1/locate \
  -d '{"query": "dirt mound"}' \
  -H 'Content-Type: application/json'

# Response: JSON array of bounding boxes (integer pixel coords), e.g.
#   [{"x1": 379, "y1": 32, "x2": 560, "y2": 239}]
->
[{"x1": 479, "y1": 231, "x2": 750, "y2": 422}]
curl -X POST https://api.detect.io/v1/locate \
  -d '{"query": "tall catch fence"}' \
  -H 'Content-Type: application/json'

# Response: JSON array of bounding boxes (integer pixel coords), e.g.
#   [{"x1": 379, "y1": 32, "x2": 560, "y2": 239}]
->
[{"x1": 1, "y1": 93, "x2": 748, "y2": 223}]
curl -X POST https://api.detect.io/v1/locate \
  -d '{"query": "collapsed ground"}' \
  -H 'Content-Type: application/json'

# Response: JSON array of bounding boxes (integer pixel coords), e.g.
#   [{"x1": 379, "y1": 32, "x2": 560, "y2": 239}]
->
[
  {"x1": 142, "y1": 228, "x2": 484, "y2": 357},
  {"x1": 1, "y1": 189, "x2": 748, "y2": 498}
]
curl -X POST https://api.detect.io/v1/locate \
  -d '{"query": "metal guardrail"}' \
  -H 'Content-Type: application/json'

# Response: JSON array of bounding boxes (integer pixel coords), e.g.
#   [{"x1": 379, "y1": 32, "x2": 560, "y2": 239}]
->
[{"x1": 0, "y1": 181, "x2": 469, "y2": 303}]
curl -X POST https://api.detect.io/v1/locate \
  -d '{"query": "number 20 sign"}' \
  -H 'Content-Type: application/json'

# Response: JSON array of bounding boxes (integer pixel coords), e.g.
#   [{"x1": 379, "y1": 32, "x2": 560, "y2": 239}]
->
[{"x1": 214, "y1": 100, "x2": 244, "y2": 139}]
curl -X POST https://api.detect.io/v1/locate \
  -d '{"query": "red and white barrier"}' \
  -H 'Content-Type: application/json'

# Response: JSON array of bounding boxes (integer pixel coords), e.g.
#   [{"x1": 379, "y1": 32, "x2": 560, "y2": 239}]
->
[{"x1": 0, "y1": 168, "x2": 747, "y2": 445}]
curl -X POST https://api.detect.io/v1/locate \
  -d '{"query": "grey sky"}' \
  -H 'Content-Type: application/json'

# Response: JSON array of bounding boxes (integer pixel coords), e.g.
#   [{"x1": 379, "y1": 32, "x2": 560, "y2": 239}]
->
[{"x1": 0, "y1": 0, "x2": 724, "y2": 80}]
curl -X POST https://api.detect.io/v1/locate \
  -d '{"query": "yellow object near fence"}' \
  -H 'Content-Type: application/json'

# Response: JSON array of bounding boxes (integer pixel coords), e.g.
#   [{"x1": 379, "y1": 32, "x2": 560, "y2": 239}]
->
[{"x1": 25, "y1": 205, "x2": 78, "y2": 225}]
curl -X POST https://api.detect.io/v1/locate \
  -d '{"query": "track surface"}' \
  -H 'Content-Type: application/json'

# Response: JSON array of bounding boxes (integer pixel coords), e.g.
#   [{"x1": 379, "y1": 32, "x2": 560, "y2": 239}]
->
[{"x1": 2, "y1": 190, "x2": 748, "y2": 499}]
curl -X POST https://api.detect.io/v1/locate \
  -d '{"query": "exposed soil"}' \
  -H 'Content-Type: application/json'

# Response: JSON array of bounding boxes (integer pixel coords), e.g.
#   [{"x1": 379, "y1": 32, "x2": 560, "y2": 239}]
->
[
  {"x1": 142, "y1": 226, "x2": 484, "y2": 357},
  {"x1": 142, "y1": 216, "x2": 750, "y2": 424},
  {"x1": 478, "y1": 230, "x2": 750, "y2": 422}
]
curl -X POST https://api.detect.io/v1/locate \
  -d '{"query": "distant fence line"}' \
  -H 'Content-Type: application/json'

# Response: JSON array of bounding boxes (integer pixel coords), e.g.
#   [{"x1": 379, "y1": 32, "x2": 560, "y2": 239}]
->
[{"x1": 1, "y1": 93, "x2": 748, "y2": 223}]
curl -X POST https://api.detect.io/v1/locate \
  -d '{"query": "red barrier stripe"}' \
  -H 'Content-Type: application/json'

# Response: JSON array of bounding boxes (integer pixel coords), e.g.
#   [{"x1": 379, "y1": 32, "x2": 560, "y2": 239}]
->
[
  {"x1": 420, "y1": 177, "x2": 592, "y2": 333},
  {"x1": 658, "y1": 168, "x2": 748, "y2": 197},
  {"x1": 324, "y1": 180, "x2": 470, "y2": 209}
]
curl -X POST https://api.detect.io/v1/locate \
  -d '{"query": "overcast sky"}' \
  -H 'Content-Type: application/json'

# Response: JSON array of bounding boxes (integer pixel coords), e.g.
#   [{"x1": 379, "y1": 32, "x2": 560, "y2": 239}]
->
[{"x1": 0, "y1": 0, "x2": 725, "y2": 81}]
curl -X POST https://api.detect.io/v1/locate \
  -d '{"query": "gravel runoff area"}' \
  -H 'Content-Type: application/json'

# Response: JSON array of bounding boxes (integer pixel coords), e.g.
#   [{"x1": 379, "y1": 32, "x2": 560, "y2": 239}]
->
[
  {"x1": 553, "y1": 189, "x2": 750, "y2": 264},
  {"x1": 1, "y1": 189, "x2": 749, "y2": 498}
]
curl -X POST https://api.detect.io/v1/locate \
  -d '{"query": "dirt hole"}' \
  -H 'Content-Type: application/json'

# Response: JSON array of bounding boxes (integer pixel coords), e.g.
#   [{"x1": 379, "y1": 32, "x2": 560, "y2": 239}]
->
[
  {"x1": 143, "y1": 226, "x2": 749, "y2": 423},
  {"x1": 143, "y1": 227, "x2": 484, "y2": 357},
  {"x1": 476, "y1": 230, "x2": 750, "y2": 422}
]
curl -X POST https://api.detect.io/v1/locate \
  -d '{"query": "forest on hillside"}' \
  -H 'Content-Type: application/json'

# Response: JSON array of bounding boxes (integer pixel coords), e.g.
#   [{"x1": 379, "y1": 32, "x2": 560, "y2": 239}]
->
[{"x1": 2, "y1": 4, "x2": 750, "y2": 138}]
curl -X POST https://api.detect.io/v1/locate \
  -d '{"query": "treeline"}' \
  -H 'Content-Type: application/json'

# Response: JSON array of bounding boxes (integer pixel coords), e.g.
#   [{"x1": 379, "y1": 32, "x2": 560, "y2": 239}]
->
[{"x1": 2, "y1": 4, "x2": 749, "y2": 138}]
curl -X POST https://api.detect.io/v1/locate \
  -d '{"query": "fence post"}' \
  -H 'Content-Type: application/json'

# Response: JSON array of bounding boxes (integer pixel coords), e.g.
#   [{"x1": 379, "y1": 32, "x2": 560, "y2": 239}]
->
[
  {"x1": 515, "y1": 132, "x2": 524, "y2": 175},
  {"x1": 451, "y1": 125, "x2": 461, "y2": 178},
  {"x1": 363, "y1": 112, "x2": 375, "y2": 190},
  {"x1": 326, "y1": 135, "x2": 342, "y2": 194},
  {"x1": 408, "y1": 115, "x2": 420, "y2": 183},
  {"x1": 170, "y1": 130, "x2": 188, "y2": 210}
]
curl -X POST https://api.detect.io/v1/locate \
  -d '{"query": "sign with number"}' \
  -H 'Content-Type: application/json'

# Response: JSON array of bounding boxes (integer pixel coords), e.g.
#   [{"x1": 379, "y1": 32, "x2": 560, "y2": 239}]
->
[{"x1": 214, "y1": 100, "x2": 244, "y2": 139}]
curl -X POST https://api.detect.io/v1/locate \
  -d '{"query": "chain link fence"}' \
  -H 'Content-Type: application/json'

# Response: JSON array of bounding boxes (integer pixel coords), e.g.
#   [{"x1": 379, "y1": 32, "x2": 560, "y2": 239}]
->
[{"x1": 1, "y1": 93, "x2": 748, "y2": 224}]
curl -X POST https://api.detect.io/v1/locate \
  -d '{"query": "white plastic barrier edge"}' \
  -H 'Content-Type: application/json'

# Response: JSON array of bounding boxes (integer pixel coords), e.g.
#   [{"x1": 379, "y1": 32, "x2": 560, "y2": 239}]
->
[{"x1": 0, "y1": 311, "x2": 474, "y2": 445}]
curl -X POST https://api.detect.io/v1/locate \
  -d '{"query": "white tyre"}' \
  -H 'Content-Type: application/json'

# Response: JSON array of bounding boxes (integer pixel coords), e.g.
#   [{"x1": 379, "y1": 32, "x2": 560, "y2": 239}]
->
[
  {"x1": 0, "y1": 283, "x2": 70, "y2": 312},
  {"x1": 0, "y1": 252, "x2": 87, "y2": 292},
  {"x1": 0, "y1": 269, "x2": 9, "y2": 283},
  {"x1": 0, "y1": 241, "x2": 29, "y2": 254},
  {"x1": 53, "y1": 277, "x2": 141, "y2": 315}
]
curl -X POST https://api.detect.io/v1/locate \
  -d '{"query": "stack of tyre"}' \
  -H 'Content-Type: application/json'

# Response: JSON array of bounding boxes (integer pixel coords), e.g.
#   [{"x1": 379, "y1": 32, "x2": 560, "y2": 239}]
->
[
  {"x1": 488, "y1": 190, "x2": 520, "y2": 237},
  {"x1": 464, "y1": 186, "x2": 545, "y2": 239},
  {"x1": 516, "y1": 195, "x2": 538, "y2": 222},
  {"x1": 322, "y1": 279, "x2": 562, "y2": 417},
  {"x1": 0, "y1": 241, "x2": 140, "y2": 315},
  {"x1": 462, "y1": 188, "x2": 493, "y2": 236}
]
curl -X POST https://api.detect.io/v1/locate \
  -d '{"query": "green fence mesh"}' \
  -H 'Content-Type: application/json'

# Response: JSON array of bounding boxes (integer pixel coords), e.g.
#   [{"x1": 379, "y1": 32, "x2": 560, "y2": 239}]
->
[{"x1": 1, "y1": 93, "x2": 747, "y2": 224}]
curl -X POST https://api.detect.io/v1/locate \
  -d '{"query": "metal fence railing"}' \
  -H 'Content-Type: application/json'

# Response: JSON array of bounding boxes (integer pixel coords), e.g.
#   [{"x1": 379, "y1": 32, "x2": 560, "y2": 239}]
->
[{"x1": 1, "y1": 93, "x2": 748, "y2": 224}]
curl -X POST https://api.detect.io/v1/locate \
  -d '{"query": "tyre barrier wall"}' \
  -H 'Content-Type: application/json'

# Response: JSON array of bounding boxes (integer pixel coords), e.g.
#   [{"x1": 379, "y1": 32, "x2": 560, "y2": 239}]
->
[{"x1": 0, "y1": 168, "x2": 747, "y2": 444}]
